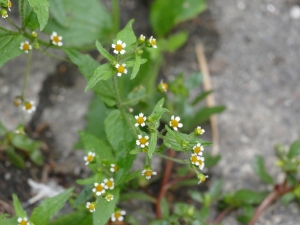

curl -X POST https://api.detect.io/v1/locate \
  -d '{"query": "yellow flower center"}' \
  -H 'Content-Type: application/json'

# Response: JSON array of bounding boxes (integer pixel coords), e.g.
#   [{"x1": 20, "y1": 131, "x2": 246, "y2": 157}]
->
[
  {"x1": 171, "y1": 119, "x2": 178, "y2": 127},
  {"x1": 115, "y1": 212, "x2": 121, "y2": 219},
  {"x1": 117, "y1": 65, "x2": 125, "y2": 73},
  {"x1": 106, "y1": 180, "x2": 113, "y2": 188},
  {"x1": 19, "y1": 220, "x2": 27, "y2": 225},
  {"x1": 106, "y1": 195, "x2": 113, "y2": 201},
  {"x1": 151, "y1": 38, "x2": 156, "y2": 46},
  {"x1": 8, "y1": 1, "x2": 12, "y2": 8},
  {"x1": 95, "y1": 184, "x2": 104, "y2": 192},
  {"x1": 139, "y1": 137, "x2": 147, "y2": 145},
  {"x1": 191, "y1": 155, "x2": 198, "y2": 163},
  {"x1": 87, "y1": 155, "x2": 94, "y2": 162},
  {"x1": 144, "y1": 170, "x2": 153, "y2": 177},
  {"x1": 24, "y1": 102, "x2": 32, "y2": 110},
  {"x1": 113, "y1": 165, "x2": 118, "y2": 171},
  {"x1": 161, "y1": 83, "x2": 168, "y2": 91},
  {"x1": 201, "y1": 177, "x2": 206, "y2": 182},
  {"x1": 53, "y1": 36, "x2": 60, "y2": 43},
  {"x1": 115, "y1": 44, "x2": 123, "y2": 52},
  {"x1": 136, "y1": 117, "x2": 144, "y2": 124},
  {"x1": 89, "y1": 204, "x2": 95, "y2": 211},
  {"x1": 194, "y1": 146, "x2": 201, "y2": 154},
  {"x1": 197, "y1": 128, "x2": 204, "y2": 134},
  {"x1": 198, "y1": 159, "x2": 203, "y2": 165},
  {"x1": 23, "y1": 44, "x2": 30, "y2": 51}
]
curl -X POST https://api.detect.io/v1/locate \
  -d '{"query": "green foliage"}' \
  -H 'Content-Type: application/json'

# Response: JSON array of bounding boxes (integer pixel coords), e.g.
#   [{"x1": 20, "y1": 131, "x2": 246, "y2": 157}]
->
[
  {"x1": 30, "y1": 188, "x2": 73, "y2": 225},
  {"x1": 12, "y1": 194, "x2": 27, "y2": 217},
  {"x1": 120, "y1": 192, "x2": 156, "y2": 203},
  {"x1": 28, "y1": 0, "x2": 49, "y2": 30},
  {"x1": 253, "y1": 155, "x2": 274, "y2": 185},
  {"x1": 18, "y1": 0, "x2": 39, "y2": 30},
  {"x1": 49, "y1": 212, "x2": 92, "y2": 225},
  {"x1": 150, "y1": 0, "x2": 206, "y2": 36},
  {"x1": 7, "y1": 147, "x2": 25, "y2": 169},
  {"x1": 288, "y1": 140, "x2": 300, "y2": 158}
]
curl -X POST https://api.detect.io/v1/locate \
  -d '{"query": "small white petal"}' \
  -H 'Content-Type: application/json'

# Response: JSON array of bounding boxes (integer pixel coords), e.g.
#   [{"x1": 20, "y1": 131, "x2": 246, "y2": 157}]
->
[
  {"x1": 120, "y1": 50, "x2": 125, "y2": 54},
  {"x1": 171, "y1": 115, "x2": 175, "y2": 120},
  {"x1": 122, "y1": 43, "x2": 126, "y2": 47},
  {"x1": 135, "y1": 123, "x2": 139, "y2": 127},
  {"x1": 112, "y1": 44, "x2": 116, "y2": 48},
  {"x1": 115, "y1": 64, "x2": 120, "y2": 68},
  {"x1": 178, "y1": 123, "x2": 183, "y2": 128},
  {"x1": 136, "y1": 140, "x2": 140, "y2": 145},
  {"x1": 135, "y1": 115, "x2": 139, "y2": 119},
  {"x1": 138, "y1": 135, "x2": 142, "y2": 139},
  {"x1": 173, "y1": 127, "x2": 178, "y2": 131},
  {"x1": 141, "y1": 123, "x2": 145, "y2": 127},
  {"x1": 117, "y1": 40, "x2": 122, "y2": 44},
  {"x1": 175, "y1": 116, "x2": 180, "y2": 121}
]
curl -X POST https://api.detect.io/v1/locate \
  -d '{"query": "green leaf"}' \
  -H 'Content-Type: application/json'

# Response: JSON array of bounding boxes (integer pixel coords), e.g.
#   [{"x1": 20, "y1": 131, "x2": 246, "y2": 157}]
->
[
  {"x1": 76, "y1": 176, "x2": 95, "y2": 185},
  {"x1": 175, "y1": 0, "x2": 206, "y2": 24},
  {"x1": 131, "y1": 54, "x2": 143, "y2": 79},
  {"x1": 11, "y1": 134, "x2": 41, "y2": 153},
  {"x1": 209, "y1": 180, "x2": 223, "y2": 200},
  {"x1": 45, "y1": 0, "x2": 113, "y2": 47},
  {"x1": 116, "y1": 19, "x2": 136, "y2": 48},
  {"x1": 281, "y1": 192, "x2": 295, "y2": 205},
  {"x1": 149, "y1": 98, "x2": 169, "y2": 121},
  {"x1": 0, "y1": 121, "x2": 6, "y2": 136},
  {"x1": 29, "y1": 148, "x2": 43, "y2": 165},
  {"x1": 64, "y1": 49, "x2": 115, "y2": 106},
  {"x1": 191, "y1": 90, "x2": 213, "y2": 106},
  {"x1": 237, "y1": 205, "x2": 254, "y2": 224},
  {"x1": 184, "y1": 72, "x2": 203, "y2": 90},
  {"x1": 30, "y1": 188, "x2": 73, "y2": 225},
  {"x1": 148, "y1": 131, "x2": 158, "y2": 158},
  {"x1": 158, "y1": 31, "x2": 188, "y2": 52},
  {"x1": 231, "y1": 189, "x2": 268, "y2": 206},
  {"x1": 12, "y1": 194, "x2": 26, "y2": 217},
  {"x1": 114, "y1": 153, "x2": 136, "y2": 185},
  {"x1": 253, "y1": 155, "x2": 274, "y2": 185},
  {"x1": 86, "y1": 63, "x2": 115, "y2": 91},
  {"x1": 93, "y1": 188, "x2": 119, "y2": 225},
  {"x1": 203, "y1": 153, "x2": 221, "y2": 168},
  {"x1": 126, "y1": 85, "x2": 147, "y2": 106},
  {"x1": 49, "y1": 0, "x2": 68, "y2": 27},
  {"x1": 18, "y1": 0, "x2": 39, "y2": 30},
  {"x1": 288, "y1": 140, "x2": 300, "y2": 158},
  {"x1": 120, "y1": 192, "x2": 156, "y2": 203},
  {"x1": 95, "y1": 40, "x2": 115, "y2": 62},
  {"x1": 28, "y1": 0, "x2": 49, "y2": 31},
  {"x1": 123, "y1": 170, "x2": 141, "y2": 183},
  {"x1": 0, "y1": 27, "x2": 25, "y2": 67},
  {"x1": 7, "y1": 147, "x2": 25, "y2": 169},
  {"x1": 49, "y1": 212, "x2": 92, "y2": 225},
  {"x1": 73, "y1": 185, "x2": 93, "y2": 207},
  {"x1": 188, "y1": 191, "x2": 203, "y2": 203},
  {"x1": 0, "y1": 217, "x2": 18, "y2": 225},
  {"x1": 161, "y1": 198, "x2": 170, "y2": 219},
  {"x1": 194, "y1": 106, "x2": 226, "y2": 124},
  {"x1": 79, "y1": 131, "x2": 114, "y2": 160}
]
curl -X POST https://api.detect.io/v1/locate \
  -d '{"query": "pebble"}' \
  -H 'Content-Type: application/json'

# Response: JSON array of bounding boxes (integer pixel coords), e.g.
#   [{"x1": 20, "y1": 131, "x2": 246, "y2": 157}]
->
[{"x1": 290, "y1": 6, "x2": 300, "y2": 20}]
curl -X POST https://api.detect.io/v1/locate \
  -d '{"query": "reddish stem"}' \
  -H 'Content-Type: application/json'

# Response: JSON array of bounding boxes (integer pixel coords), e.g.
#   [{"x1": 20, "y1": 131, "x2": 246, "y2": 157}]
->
[
  {"x1": 213, "y1": 206, "x2": 233, "y2": 224},
  {"x1": 155, "y1": 149, "x2": 175, "y2": 218}
]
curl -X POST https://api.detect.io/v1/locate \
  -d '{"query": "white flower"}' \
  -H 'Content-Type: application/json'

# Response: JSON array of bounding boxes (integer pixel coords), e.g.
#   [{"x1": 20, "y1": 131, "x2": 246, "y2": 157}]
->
[
  {"x1": 112, "y1": 40, "x2": 126, "y2": 54},
  {"x1": 169, "y1": 115, "x2": 183, "y2": 131},
  {"x1": 22, "y1": 101, "x2": 36, "y2": 113},
  {"x1": 135, "y1": 113, "x2": 147, "y2": 127},
  {"x1": 136, "y1": 135, "x2": 149, "y2": 148},
  {"x1": 193, "y1": 143, "x2": 204, "y2": 155},
  {"x1": 50, "y1": 32, "x2": 63, "y2": 46},
  {"x1": 198, "y1": 157, "x2": 205, "y2": 170},
  {"x1": 190, "y1": 154, "x2": 205, "y2": 168},
  {"x1": 104, "y1": 178, "x2": 114, "y2": 190},
  {"x1": 111, "y1": 210, "x2": 126, "y2": 222},
  {"x1": 105, "y1": 193, "x2": 114, "y2": 202},
  {"x1": 84, "y1": 151, "x2": 95, "y2": 165},
  {"x1": 20, "y1": 41, "x2": 32, "y2": 53},
  {"x1": 110, "y1": 164, "x2": 118, "y2": 172},
  {"x1": 195, "y1": 126, "x2": 205, "y2": 135},
  {"x1": 198, "y1": 175, "x2": 209, "y2": 185},
  {"x1": 115, "y1": 63, "x2": 127, "y2": 77},
  {"x1": 18, "y1": 217, "x2": 30, "y2": 225},
  {"x1": 92, "y1": 183, "x2": 105, "y2": 196},
  {"x1": 140, "y1": 34, "x2": 145, "y2": 41},
  {"x1": 86, "y1": 202, "x2": 96, "y2": 212},
  {"x1": 142, "y1": 168, "x2": 157, "y2": 180},
  {"x1": 149, "y1": 36, "x2": 157, "y2": 48}
]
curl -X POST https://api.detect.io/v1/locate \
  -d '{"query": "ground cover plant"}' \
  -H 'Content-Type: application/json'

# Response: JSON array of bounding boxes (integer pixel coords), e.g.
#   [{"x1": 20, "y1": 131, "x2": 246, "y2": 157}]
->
[{"x1": 0, "y1": 0, "x2": 300, "y2": 225}]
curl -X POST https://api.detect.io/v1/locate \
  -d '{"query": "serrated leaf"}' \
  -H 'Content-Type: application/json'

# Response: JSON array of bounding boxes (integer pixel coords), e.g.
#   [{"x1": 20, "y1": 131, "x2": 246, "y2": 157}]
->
[
  {"x1": 49, "y1": 212, "x2": 92, "y2": 225},
  {"x1": 86, "y1": 63, "x2": 115, "y2": 91},
  {"x1": 7, "y1": 147, "x2": 25, "y2": 169},
  {"x1": 253, "y1": 155, "x2": 274, "y2": 185},
  {"x1": 126, "y1": 85, "x2": 147, "y2": 106},
  {"x1": 148, "y1": 131, "x2": 157, "y2": 158},
  {"x1": 95, "y1": 40, "x2": 115, "y2": 62},
  {"x1": 116, "y1": 19, "x2": 136, "y2": 48},
  {"x1": 18, "y1": 0, "x2": 39, "y2": 30},
  {"x1": 64, "y1": 49, "x2": 115, "y2": 106},
  {"x1": 287, "y1": 140, "x2": 300, "y2": 158},
  {"x1": 0, "y1": 28, "x2": 25, "y2": 67},
  {"x1": 30, "y1": 188, "x2": 73, "y2": 225},
  {"x1": 149, "y1": 98, "x2": 169, "y2": 121},
  {"x1": 120, "y1": 192, "x2": 156, "y2": 203},
  {"x1": 79, "y1": 131, "x2": 114, "y2": 160},
  {"x1": 93, "y1": 188, "x2": 119, "y2": 225},
  {"x1": 12, "y1": 194, "x2": 26, "y2": 217},
  {"x1": 203, "y1": 153, "x2": 221, "y2": 168},
  {"x1": 45, "y1": 0, "x2": 113, "y2": 47},
  {"x1": 28, "y1": 0, "x2": 49, "y2": 31},
  {"x1": 131, "y1": 54, "x2": 144, "y2": 79}
]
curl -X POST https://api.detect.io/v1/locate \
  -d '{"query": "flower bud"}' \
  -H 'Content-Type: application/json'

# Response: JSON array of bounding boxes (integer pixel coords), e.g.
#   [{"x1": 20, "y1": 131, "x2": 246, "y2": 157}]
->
[
  {"x1": 32, "y1": 31, "x2": 38, "y2": 38},
  {"x1": 14, "y1": 96, "x2": 23, "y2": 107},
  {"x1": 194, "y1": 126, "x2": 205, "y2": 136},
  {"x1": 138, "y1": 34, "x2": 146, "y2": 44},
  {"x1": 33, "y1": 42, "x2": 40, "y2": 50},
  {"x1": 1, "y1": 9, "x2": 8, "y2": 18},
  {"x1": 157, "y1": 81, "x2": 168, "y2": 93}
]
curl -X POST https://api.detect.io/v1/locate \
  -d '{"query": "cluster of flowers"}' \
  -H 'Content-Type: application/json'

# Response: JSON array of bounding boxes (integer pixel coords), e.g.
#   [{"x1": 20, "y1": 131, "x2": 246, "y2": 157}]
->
[
  {"x1": 20, "y1": 31, "x2": 63, "y2": 53},
  {"x1": 13, "y1": 96, "x2": 36, "y2": 114},
  {"x1": 111, "y1": 35, "x2": 157, "y2": 77},
  {"x1": 83, "y1": 152, "x2": 126, "y2": 222},
  {"x1": 1, "y1": 0, "x2": 12, "y2": 18}
]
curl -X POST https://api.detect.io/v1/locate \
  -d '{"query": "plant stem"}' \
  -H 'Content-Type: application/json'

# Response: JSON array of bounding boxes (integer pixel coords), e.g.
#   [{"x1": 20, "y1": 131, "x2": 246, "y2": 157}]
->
[
  {"x1": 112, "y1": 0, "x2": 119, "y2": 34},
  {"x1": 155, "y1": 149, "x2": 175, "y2": 218},
  {"x1": 112, "y1": 75, "x2": 138, "y2": 137},
  {"x1": 154, "y1": 152, "x2": 188, "y2": 164},
  {"x1": 213, "y1": 206, "x2": 234, "y2": 225}
]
